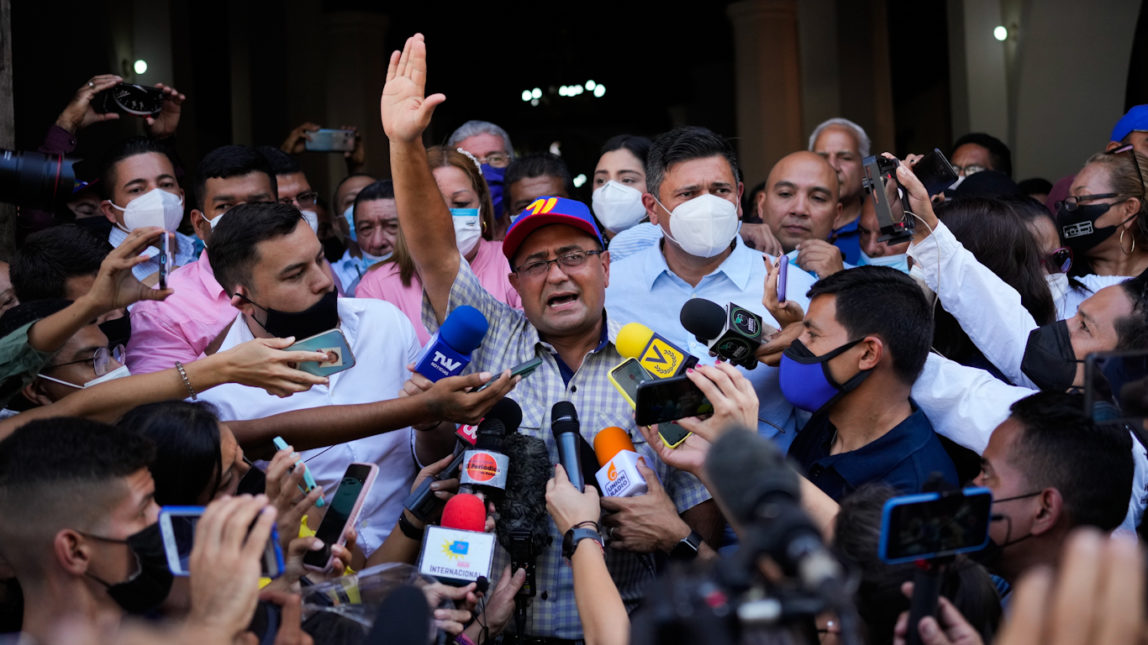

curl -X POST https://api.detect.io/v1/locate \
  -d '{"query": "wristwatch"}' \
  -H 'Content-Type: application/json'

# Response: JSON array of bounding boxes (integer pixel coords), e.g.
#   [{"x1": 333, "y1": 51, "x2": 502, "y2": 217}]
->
[
  {"x1": 562, "y1": 527, "x2": 603, "y2": 559},
  {"x1": 670, "y1": 530, "x2": 703, "y2": 561}
]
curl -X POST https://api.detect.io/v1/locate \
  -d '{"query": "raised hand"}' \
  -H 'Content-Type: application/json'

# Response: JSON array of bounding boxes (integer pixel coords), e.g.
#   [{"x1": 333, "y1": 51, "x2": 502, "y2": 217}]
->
[
  {"x1": 82, "y1": 227, "x2": 173, "y2": 312},
  {"x1": 762, "y1": 255, "x2": 804, "y2": 326},
  {"x1": 55, "y1": 74, "x2": 123, "y2": 134},
  {"x1": 281, "y1": 122, "x2": 322, "y2": 155},
  {"x1": 380, "y1": 33, "x2": 446, "y2": 144},
  {"x1": 144, "y1": 83, "x2": 186, "y2": 139}
]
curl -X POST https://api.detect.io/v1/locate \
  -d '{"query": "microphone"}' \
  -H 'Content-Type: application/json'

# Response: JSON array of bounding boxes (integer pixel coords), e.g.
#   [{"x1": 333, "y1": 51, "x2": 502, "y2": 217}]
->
[
  {"x1": 704, "y1": 428, "x2": 847, "y2": 600},
  {"x1": 404, "y1": 398, "x2": 521, "y2": 522},
  {"x1": 593, "y1": 426, "x2": 649, "y2": 498},
  {"x1": 616, "y1": 322, "x2": 699, "y2": 379},
  {"x1": 413, "y1": 305, "x2": 489, "y2": 381},
  {"x1": 551, "y1": 401, "x2": 584, "y2": 492},
  {"x1": 417, "y1": 493, "x2": 496, "y2": 587},
  {"x1": 680, "y1": 298, "x2": 766, "y2": 369},
  {"x1": 496, "y1": 433, "x2": 552, "y2": 632},
  {"x1": 363, "y1": 584, "x2": 432, "y2": 645},
  {"x1": 459, "y1": 398, "x2": 521, "y2": 501}
]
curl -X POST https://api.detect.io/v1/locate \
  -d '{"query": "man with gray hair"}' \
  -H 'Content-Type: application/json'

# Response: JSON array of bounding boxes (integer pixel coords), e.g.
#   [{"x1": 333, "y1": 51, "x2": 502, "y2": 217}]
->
[
  {"x1": 808, "y1": 117, "x2": 871, "y2": 264},
  {"x1": 447, "y1": 120, "x2": 515, "y2": 222}
]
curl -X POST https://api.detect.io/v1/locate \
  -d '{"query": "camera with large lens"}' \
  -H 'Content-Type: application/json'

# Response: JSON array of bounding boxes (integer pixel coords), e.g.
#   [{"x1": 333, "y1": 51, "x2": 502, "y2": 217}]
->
[{"x1": 0, "y1": 149, "x2": 82, "y2": 208}]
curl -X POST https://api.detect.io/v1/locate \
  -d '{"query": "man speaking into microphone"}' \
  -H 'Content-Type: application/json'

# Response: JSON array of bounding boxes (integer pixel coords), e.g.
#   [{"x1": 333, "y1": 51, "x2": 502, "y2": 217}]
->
[
  {"x1": 383, "y1": 35, "x2": 718, "y2": 642},
  {"x1": 603, "y1": 126, "x2": 820, "y2": 452}
]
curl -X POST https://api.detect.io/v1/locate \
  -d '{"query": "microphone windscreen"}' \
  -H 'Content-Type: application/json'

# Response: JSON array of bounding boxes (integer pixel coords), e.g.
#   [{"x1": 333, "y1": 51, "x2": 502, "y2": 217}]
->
[
  {"x1": 680, "y1": 298, "x2": 726, "y2": 342},
  {"x1": 363, "y1": 584, "x2": 431, "y2": 645},
  {"x1": 593, "y1": 426, "x2": 636, "y2": 466},
  {"x1": 704, "y1": 427, "x2": 798, "y2": 525},
  {"x1": 615, "y1": 322, "x2": 654, "y2": 360},
  {"x1": 441, "y1": 493, "x2": 487, "y2": 532},
  {"x1": 439, "y1": 305, "x2": 489, "y2": 354},
  {"x1": 496, "y1": 434, "x2": 551, "y2": 554}
]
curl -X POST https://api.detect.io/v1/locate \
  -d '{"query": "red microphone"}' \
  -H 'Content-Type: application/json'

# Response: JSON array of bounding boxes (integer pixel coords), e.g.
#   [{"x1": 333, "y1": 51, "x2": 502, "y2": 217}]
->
[
  {"x1": 441, "y1": 493, "x2": 487, "y2": 532},
  {"x1": 418, "y1": 493, "x2": 496, "y2": 587}
]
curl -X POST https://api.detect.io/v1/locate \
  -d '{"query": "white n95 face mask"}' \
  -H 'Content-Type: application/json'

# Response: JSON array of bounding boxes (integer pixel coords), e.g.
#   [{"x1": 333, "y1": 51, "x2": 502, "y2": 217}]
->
[
  {"x1": 1046, "y1": 272, "x2": 1069, "y2": 304},
  {"x1": 592, "y1": 181, "x2": 647, "y2": 233},
  {"x1": 112, "y1": 188, "x2": 184, "y2": 232},
  {"x1": 661, "y1": 193, "x2": 741, "y2": 259},
  {"x1": 451, "y1": 208, "x2": 483, "y2": 256}
]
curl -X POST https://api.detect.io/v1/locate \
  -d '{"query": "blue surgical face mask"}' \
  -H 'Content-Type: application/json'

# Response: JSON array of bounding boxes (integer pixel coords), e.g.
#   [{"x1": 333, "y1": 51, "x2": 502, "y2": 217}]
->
[
  {"x1": 779, "y1": 338, "x2": 871, "y2": 413},
  {"x1": 343, "y1": 205, "x2": 357, "y2": 242},
  {"x1": 480, "y1": 164, "x2": 506, "y2": 220},
  {"x1": 858, "y1": 250, "x2": 910, "y2": 273}
]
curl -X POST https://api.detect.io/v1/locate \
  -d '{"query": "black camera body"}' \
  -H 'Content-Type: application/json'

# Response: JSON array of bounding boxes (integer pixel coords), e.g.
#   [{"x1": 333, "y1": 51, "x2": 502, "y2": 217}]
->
[
  {"x1": 862, "y1": 155, "x2": 914, "y2": 245},
  {"x1": 92, "y1": 83, "x2": 165, "y2": 117}
]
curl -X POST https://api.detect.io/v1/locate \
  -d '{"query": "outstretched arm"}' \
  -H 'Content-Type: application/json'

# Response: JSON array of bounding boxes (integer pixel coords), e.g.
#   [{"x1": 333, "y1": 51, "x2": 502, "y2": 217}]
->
[{"x1": 380, "y1": 33, "x2": 458, "y2": 323}]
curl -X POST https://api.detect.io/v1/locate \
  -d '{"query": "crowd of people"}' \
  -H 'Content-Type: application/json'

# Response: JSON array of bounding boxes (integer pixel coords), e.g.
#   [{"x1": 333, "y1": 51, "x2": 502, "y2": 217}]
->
[{"x1": 0, "y1": 32, "x2": 1145, "y2": 644}]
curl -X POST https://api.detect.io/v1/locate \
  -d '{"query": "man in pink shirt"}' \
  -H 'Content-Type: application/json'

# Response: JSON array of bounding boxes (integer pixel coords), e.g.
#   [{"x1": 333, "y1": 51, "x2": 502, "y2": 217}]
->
[{"x1": 126, "y1": 146, "x2": 277, "y2": 373}]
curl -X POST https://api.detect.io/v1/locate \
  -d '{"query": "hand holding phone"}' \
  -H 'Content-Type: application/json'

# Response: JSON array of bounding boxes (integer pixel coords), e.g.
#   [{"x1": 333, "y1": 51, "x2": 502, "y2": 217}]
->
[
  {"x1": 286, "y1": 329, "x2": 355, "y2": 377},
  {"x1": 304, "y1": 463, "x2": 378, "y2": 572},
  {"x1": 634, "y1": 374, "x2": 713, "y2": 427},
  {"x1": 160, "y1": 504, "x2": 285, "y2": 578},
  {"x1": 304, "y1": 129, "x2": 356, "y2": 153},
  {"x1": 272, "y1": 437, "x2": 324, "y2": 507}
]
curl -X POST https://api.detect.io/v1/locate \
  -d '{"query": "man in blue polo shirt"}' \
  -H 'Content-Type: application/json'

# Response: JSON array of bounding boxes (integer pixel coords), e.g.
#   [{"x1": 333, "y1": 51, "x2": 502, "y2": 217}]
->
[{"x1": 783, "y1": 265, "x2": 957, "y2": 500}]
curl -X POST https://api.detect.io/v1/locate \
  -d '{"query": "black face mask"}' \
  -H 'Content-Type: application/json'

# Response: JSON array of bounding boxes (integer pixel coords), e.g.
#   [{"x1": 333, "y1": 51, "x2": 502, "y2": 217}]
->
[
  {"x1": 1020, "y1": 320, "x2": 1081, "y2": 392},
  {"x1": 242, "y1": 289, "x2": 338, "y2": 340},
  {"x1": 1057, "y1": 201, "x2": 1129, "y2": 254},
  {"x1": 971, "y1": 491, "x2": 1041, "y2": 571},
  {"x1": 84, "y1": 523, "x2": 173, "y2": 614},
  {"x1": 235, "y1": 460, "x2": 267, "y2": 496}
]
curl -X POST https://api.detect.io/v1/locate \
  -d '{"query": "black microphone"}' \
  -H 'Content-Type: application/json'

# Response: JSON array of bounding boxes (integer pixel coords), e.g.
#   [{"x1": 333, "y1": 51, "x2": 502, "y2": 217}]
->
[
  {"x1": 680, "y1": 298, "x2": 767, "y2": 369},
  {"x1": 551, "y1": 401, "x2": 584, "y2": 491},
  {"x1": 404, "y1": 398, "x2": 521, "y2": 522},
  {"x1": 704, "y1": 428, "x2": 847, "y2": 598},
  {"x1": 496, "y1": 432, "x2": 552, "y2": 635}
]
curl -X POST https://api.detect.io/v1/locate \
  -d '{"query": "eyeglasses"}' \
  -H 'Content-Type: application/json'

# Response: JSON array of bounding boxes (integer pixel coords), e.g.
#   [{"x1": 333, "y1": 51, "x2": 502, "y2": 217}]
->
[
  {"x1": 1045, "y1": 247, "x2": 1073, "y2": 274},
  {"x1": 953, "y1": 163, "x2": 987, "y2": 177},
  {"x1": 1106, "y1": 143, "x2": 1146, "y2": 198},
  {"x1": 280, "y1": 191, "x2": 319, "y2": 208},
  {"x1": 1055, "y1": 193, "x2": 1128, "y2": 212},
  {"x1": 44, "y1": 344, "x2": 125, "y2": 376},
  {"x1": 476, "y1": 152, "x2": 510, "y2": 168},
  {"x1": 514, "y1": 249, "x2": 604, "y2": 278}
]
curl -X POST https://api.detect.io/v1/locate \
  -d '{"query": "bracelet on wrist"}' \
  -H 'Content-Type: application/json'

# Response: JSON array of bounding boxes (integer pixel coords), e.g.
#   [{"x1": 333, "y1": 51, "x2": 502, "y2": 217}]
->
[
  {"x1": 397, "y1": 511, "x2": 425, "y2": 540},
  {"x1": 175, "y1": 361, "x2": 197, "y2": 400}
]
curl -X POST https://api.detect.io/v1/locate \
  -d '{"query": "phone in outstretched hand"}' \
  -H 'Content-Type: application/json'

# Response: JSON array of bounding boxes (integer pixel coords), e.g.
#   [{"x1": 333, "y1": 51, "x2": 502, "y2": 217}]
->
[
  {"x1": 304, "y1": 462, "x2": 378, "y2": 572},
  {"x1": 159, "y1": 506, "x2": 285, "y2": 578},
  {"x1": 776, "y1": 257, "x2": 788, "y2": 303}
]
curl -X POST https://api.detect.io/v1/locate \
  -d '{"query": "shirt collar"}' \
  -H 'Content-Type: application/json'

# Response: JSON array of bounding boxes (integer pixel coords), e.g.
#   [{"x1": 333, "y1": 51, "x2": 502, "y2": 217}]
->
[
  {"x1": 197, "y1": 251, "x2": 227, "y2": 298},
  {"x1": 640, "y1": 236, "x2": 755, "y2": 291},
  {"x1": 819, "y1": 402, "x2": 935, "y2": 486},
  {"x1": 108, "y1": 227, "x2": 159, "y2": 259}
]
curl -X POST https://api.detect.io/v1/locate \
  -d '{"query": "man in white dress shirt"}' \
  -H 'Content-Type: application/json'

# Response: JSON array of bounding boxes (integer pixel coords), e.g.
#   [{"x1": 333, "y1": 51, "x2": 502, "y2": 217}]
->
[{"x1": 198, "y1": 200, "x2": 428, "y2": 555}]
